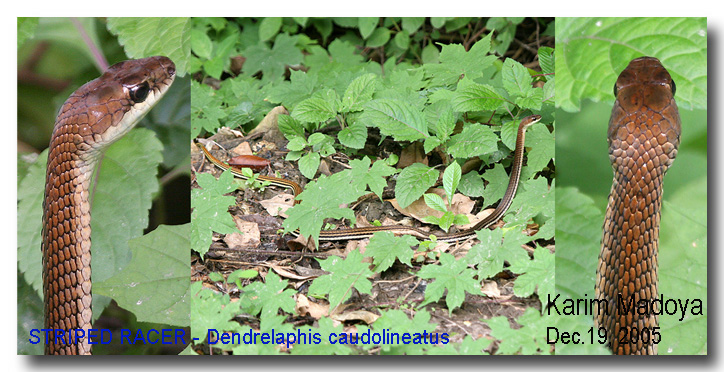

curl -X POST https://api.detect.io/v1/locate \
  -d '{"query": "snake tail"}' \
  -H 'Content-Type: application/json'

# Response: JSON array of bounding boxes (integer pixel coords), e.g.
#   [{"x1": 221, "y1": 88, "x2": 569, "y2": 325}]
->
[
  {"x1": 42, "y1": 56, "x2": 175, "y2": 355},
  {"x1": 595, "y1": 56, "x2": 681, "y2": 355}
]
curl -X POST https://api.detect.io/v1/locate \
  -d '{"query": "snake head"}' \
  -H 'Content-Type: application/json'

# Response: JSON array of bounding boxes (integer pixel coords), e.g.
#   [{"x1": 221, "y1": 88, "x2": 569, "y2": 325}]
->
[{"x1": 55, "y1": 56, "x2": 176, "y2": 155}]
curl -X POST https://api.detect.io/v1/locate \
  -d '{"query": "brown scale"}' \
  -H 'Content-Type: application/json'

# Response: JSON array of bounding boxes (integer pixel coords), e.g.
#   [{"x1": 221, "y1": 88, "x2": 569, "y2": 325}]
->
[
  {"x1": 594, "y1": 57, "x2": 681, "y2": 355},
  {"x1": 42, "y1": 56, "x2": 175, "y2": 355}
]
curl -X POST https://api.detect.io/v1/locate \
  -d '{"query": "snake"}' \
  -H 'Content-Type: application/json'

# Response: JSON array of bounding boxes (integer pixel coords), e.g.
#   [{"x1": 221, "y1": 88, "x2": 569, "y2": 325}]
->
[
  {"x1": 594, "y1": 56, "x2": 681, "y2": 355},
  {"x1": 196, "y1": 115, "x2": 541, "y2": 242},
  {"x1": 42, "y1": 56, "x2": 176, "y2": 355}
]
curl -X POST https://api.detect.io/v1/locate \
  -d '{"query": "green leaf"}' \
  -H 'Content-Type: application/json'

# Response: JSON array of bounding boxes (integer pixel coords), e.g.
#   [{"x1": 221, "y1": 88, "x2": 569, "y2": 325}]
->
[
  {"x1": 349, "y1": 156, "x2": 397, "y2": 200},
  {"x1": 424, "y1": 33, "x2": 496, "y2": 87},
  {"x1": 502, "y1": 58, "x2": 533, "y2": 97},
  {"x1": 286, "y1": 136, "x2": 307, "y2": 151},
  {"x1": 487, "y1": 307, "x2": 551, "y2": 354},
  {"x1": 308, "y1": 251, "x2": 373, "y2": 310},
  {"x1": 416, "y1": 253, "x2": 479, "y2": 313},
  {"x1": 340, "y1": 73, "x2": 377, "y2": 113},
  {"x1": 538, "y1": 46, "x2": 555, "y2": 77},
  {"x1": 258, "y1": 17, "x2": 282, "y2": 41},
  {"x1": 452, "y1": 80, "x2": 505, "y2": 112},
  {"x1": 361, "y1": 98, "x2": 428, "y2": 142},
  {"x1": 191, "y1": 170, "x2": 239, "y2": 256},
  {"x1": 421, "y1": 43, "x2": 440, "y2": 64},
  {"x1": 292, "y1": 89, "x2": 339, "y2": 123},
  {"x1": 401, "y1": 17, "x2": 425, "y2": 34},
  {"x1": 337, "y1": 121, "x2": 368, "y2": 149},
  {"x1": 395, "y1": 163, "x2": 439, "y2": 209},
  {"x1": 191, "y1": 80, "x2": 227, "y2": 137},
  {"x1": 358, "y1": 18, "x2": 378, "y2": 39},
  {"x1": 17, "y1": 17, "x2": 39, "y2": 48},
  {"x1": 393, "y1": 30, "x2": 410, "y2": 50},
  {"x1": 467, "y1": 225, "x2": 531, "y2": 279},
  {"x1": 366, "y1": 27, "x2": 391, "y2": 48},
  {"x1": 239, "y1": 271, "x2": 296, "y2": 317},
  {"x1": 507, "y1": 247, "x2": 554, "y2": 301},
  {"x1": 364, "y1": 232, "x2": 417, "y2": 271},
  {"x1": 556, "y1": 17, "x2": 706, "y2": 111},
  {"x1": 442, "y1": 161, "x2": 461, "y2": 203},
  {"x1": 283, "y1": 171, "x2": 364, "y2": 246},
  {"x1": 107, "y1": 17, "x2": 191, "y2": 76},
  {"x1": 267, "y1": 69, "x2": 318, "y2": 110},
  {"x1": 242, "y1": 33, "x2": 303, "y2": 82},
  {"x1": 95, "y1": 224, "x2": 190, "y2": 326},
  {"x1": 298, "y1": 152, "x2": 321, "y2": 179},
  {"x1": 189, "y1": 28, "x2": 212, "y2": 59},
  {"x1": 277, "y1": 114, "x2": 306, "y2": 139},
  {"x1": 445, "y1": 124, "x2": 498, "y2": 159},
  {"x1": 480, "y1": 163, "x2": 509, "y2": 206},
  {"x1": 424, "y1": 193, "x2": 447, "y2": 213},
  {"x1": 190, "y1": 281, "x2": 242, "y2": 342}
]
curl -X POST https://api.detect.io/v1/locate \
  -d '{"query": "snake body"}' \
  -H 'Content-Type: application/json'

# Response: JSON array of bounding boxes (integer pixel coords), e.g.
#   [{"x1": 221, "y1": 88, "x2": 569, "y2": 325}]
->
[
  {"x1": 197, "y1": 115, "x2": 541, "y2": 242},
  {"x1": 595, "y1": 57, "x2": 681, "y2": 355},
  {"x1": 42, "y1": 56, "x2": 175, "y2": 355}
]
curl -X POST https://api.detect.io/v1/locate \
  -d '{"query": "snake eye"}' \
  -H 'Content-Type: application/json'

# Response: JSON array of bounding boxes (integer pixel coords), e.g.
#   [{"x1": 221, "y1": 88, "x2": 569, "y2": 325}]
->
[
  {"x1": 613, "y1": 82, "x2": 618, "y2": 98},
  {"x1": 129, "y1": 82, "x2": 150, "y2": 103},
  {"x1": 670, "y1": 79, "x2": 677, "y2": 96}
]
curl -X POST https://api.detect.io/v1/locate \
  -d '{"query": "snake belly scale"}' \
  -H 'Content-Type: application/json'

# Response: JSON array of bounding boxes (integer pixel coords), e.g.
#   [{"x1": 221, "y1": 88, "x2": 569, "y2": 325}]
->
[
  {"x1": 197, "y1": 115, "x2": 541, "y2": 243},
  {"x1": 594, "y1": 56, "x2": 681, "y2": 355},
  {"x1": 42, "y1": 56, "x2": 175, "y2": 355}
]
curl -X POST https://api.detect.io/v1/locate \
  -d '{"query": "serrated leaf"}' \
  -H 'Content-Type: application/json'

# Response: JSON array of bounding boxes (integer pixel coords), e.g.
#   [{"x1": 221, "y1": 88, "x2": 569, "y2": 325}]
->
[
  {"x1": 277, "y1": 114, "x2": 306, "y2": 139},
  {"x1": 191, "y1": 170, "x2": 239, "y2": 256},
  {"x1": 349, "y1": 156, "x2": 397, "y2": 200},
  {"x1": 308, "y1": 250, "x2": 373, "y2": 310},
  {"x1": 239, "y1": 271, "x2": 296, "y2": 317},
  {"x1": 292, "y1": 90, "x2": 339, "y2": 123},
  {"x1": 242, "y1": 33, "x2": 303, "y2": 82},
  {"x1": 452, "y1": 81, "x2": 505, "y2": 112},
  {"x1": 442, "y1": 161, "x2": 461, "y2": 203},
  {"x1": 107, "y1": 17, "x2": 191, "y2": 76},
  {"x1": 340, "y1": 73, "x2": 377, "y2": 113},
  {"x1": 298, "y1": 152, "x2": 321, "y2": 179},
  {"x1": 338, "y1": 121, "x2": 368, "y2": 149},
  {"x1": 283, "y1": 171, "x2": 365, "y2": 246},
  {"x1": 502, "y1": 57, "x2": 533, "y2": 98},
  {"x1": 417, "y1": 253, "x2": 479, "y2": 313},
  {"x1": 556, "y1": 17, "x2": 706, "y2": 111},
  {"x1": 445, "y1": 124, "x2": 498, "y2": 159},
  {"x1": 538, "y1": 46, "x2": 555, "y2": 77},
  {"x1": 258, "y1": 17, "x2": 282, "y2": 41},
  {"x1": 395, "y1": 163, "x2": 439, "y2": 209},
  {"x1": 364, "y1": 232, "x2": 417, "y2": 271},
  {"x1": 95, "y1": 224, "x2": 190, "y2": 326},
  {"x1": 424, "y1": 193, "x2": 447, "y2": 213},
  {"x1": 361, "y1": 99, "x2": 428, "y2": 142}
]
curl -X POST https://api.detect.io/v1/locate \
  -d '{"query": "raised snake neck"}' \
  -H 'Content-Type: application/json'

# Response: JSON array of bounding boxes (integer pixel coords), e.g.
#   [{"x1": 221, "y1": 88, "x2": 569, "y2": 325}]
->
[
  {"x1": 595, "y1": 56, "x2": 681, "y2": 355},
  {"x1": 197, "y1": 115, "x2": 541, "y2": 243},
  {"x1": 42, "y1": 56, "x2": 175, "y2": 355}
]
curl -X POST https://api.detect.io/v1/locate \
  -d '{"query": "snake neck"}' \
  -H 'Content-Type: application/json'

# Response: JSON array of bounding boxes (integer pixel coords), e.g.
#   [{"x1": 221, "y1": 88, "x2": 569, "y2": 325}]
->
[
  {"x1": 596, "y1": 110, "x2": 680, "y2": 355},
  {"x1": 42, "y1": 132, "x2": 97, "y2": 355}
]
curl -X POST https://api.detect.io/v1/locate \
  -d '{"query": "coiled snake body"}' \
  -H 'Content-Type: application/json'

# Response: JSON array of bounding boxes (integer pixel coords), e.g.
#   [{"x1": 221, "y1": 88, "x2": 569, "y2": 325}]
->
[
  {"x1": 42, "y1": 56, "x2": 175, "y2": 355},
  {"x1": 595, "y1": 56, "x2": 681, "y2": 355}
]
